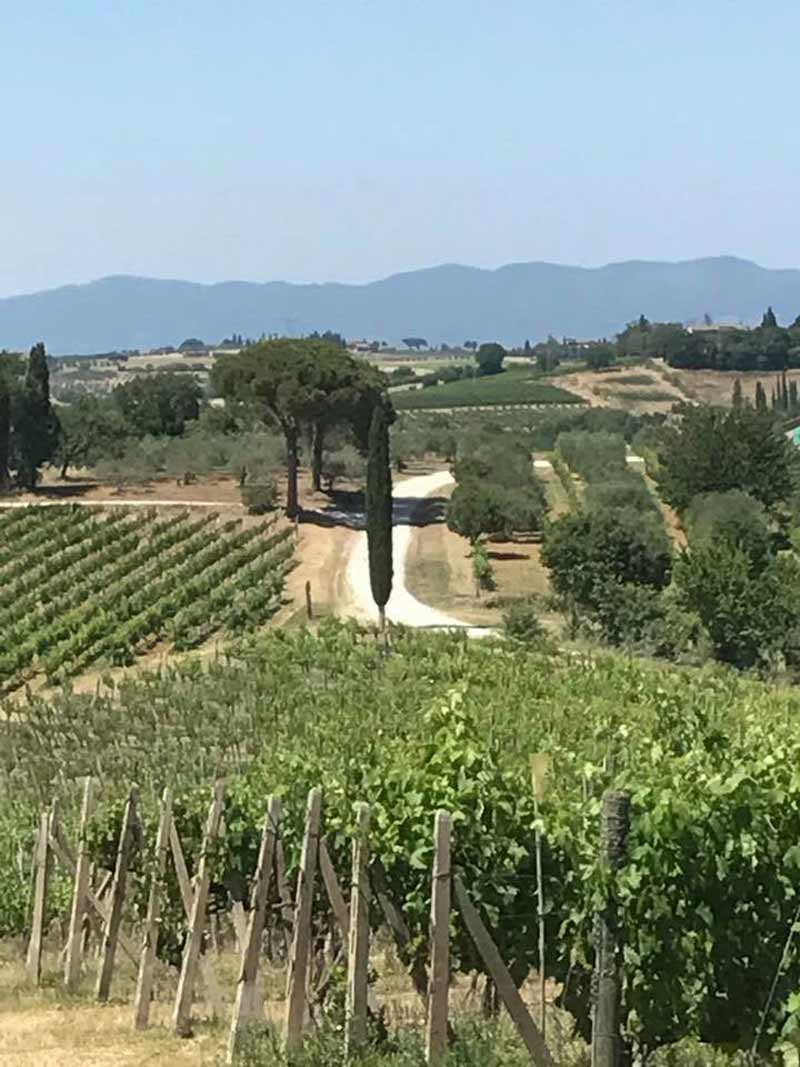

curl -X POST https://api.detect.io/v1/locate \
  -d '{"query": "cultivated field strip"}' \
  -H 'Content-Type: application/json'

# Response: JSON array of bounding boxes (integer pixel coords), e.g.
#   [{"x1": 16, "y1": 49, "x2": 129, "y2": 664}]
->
[{"x1": 0, "y1": 506, "x2": 294, "y2": 691}]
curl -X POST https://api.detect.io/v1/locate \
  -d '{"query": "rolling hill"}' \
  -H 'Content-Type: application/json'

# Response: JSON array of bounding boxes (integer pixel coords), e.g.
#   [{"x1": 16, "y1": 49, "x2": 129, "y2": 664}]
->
[{"x1": 3, "y1": 256, "x2": 800, "y2": 354}]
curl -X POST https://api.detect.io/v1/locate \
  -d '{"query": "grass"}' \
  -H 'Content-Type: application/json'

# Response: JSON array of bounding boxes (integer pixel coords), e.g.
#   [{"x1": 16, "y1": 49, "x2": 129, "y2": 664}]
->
[
  {"x1": 609, "y1": 373, "x2": 657, "y2": 386},
  {"x1": 608, "y1": 388, "x2": 676, "y2": 403},
  {"x1": 393, "y1": 369, "x2": 584, "y2": 411}
]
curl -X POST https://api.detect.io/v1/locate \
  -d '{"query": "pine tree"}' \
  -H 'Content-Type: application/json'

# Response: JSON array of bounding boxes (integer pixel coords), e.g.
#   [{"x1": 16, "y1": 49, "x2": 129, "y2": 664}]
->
[
  {"x1": 15, "y1": 342, "x2": 59, "y2": 489},
  {"x1": 366, "y1": 403, "x2": 393, "y2": 630},
  {"x1": 755, "y1": 380, "x2": 768, "y2": 413},
  {"x1": 732, "y1": 379, "x2": 743, "y2": 409},
  {"x1": 762, "y1": 306, "x2": 779, "y2": 330}
]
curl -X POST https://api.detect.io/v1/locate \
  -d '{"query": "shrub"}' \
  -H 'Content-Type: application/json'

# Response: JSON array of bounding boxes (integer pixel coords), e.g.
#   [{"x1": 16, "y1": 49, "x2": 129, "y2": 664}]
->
[
  {"x1": 241, "y1": 477, "x2": 277, "y2": 514},
  {"x1": 684, "y1": 490, "x2": 773, "y2": 573},
  {"x1": 556, "y1": 430, "x2": 627, "y2": 482},
  {"x1": 502, "y1": 599, "x2": 547, "y2": 645},
  {"x1": 541, "y1": 507, "x2": 672, "y2": 611},
  {"x1": 471, "y1": 543, "x2": 496, "y2": 593},
  {"x1": 584, "y1": 476, "x2": 656, "y2": 514}
]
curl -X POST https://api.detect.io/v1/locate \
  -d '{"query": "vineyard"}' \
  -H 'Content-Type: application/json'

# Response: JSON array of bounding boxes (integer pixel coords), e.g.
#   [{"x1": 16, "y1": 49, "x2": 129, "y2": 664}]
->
[
  {"x1": 2, "y1": 626, "x2": 800, "y2": 1062},
  {"x1": 0, "y1": 506, "x2": 294, "y2": 692}
]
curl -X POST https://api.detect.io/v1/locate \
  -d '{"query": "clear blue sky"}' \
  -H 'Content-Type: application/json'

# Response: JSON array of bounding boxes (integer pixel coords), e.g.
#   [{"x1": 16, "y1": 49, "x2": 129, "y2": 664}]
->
[{"x1": 2, "y1": 1, "x2": 799, "y2": 296}]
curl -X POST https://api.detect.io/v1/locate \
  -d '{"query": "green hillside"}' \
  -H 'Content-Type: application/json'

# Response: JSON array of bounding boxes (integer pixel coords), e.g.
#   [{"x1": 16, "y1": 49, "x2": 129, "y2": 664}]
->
[{"x1": 393, "y1": 367, "x2": 584, "y2": 410}]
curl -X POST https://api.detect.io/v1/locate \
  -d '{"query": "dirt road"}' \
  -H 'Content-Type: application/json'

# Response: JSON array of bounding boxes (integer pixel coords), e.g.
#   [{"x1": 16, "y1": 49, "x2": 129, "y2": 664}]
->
[{"x1": 346, "y1": 470, "x2": 493, "y2": 635}]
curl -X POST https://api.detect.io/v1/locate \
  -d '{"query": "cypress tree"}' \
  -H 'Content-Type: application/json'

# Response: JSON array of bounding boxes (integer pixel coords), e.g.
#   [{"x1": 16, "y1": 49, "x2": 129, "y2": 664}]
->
[
  {"x1": 791, "y1": 380, "x2": 799, "y2": 413},
  {"x1": 366, "y1": 403, "x2": 393, "y2": 630},
  {"x1": 771, "y1": 386, "x2": 777, "y2": 411},
  {"x1": 15, "y1": 342, "x2": 59, "y2": 489},
  {"x1": 732, "y1": 379, "x2": 743, "y2": 410},
  {"x1": 762, "y1": 306, "x2": 779, "y2": 330},
  {"x1": 755, "y1": 380, "x2": 768, "y2": 413}
]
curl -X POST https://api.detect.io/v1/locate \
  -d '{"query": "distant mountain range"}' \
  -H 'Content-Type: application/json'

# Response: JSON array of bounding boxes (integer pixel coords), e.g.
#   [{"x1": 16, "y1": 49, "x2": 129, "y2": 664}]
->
[{"x1": 3, "y1": 256, "x2": 800, "y2": 355}]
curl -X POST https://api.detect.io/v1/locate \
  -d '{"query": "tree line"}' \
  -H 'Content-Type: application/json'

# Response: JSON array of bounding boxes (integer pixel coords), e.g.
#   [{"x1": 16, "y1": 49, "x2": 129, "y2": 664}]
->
[{"x1": 527, "y1": 308, "x2": 800, "y2": 373}]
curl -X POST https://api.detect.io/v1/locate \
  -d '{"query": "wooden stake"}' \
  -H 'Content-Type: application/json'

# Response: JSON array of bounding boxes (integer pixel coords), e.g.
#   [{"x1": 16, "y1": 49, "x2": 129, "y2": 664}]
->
[
  {"x1": 172, "y1": 780, "x2": 226, "y2": 1037},
  {"x1": 305, "y1": 579, "x2": 313, "y2": 620},
  {"x1": 284, "y1": 787, "x2": 322, "y2": 1047},
  {"x1": 319, "y1": 836, "x2": 350, "y2": 947},
  {"x1": 26, "y1": 811, "x2": 51, "y2": 985},
  {"x1": 345, "y1": 804, "x2": 370, "y2": 1058},
  {"x1": 133, "y1": 787, "x2": 173, "y2": 1030},
  {"x1": 231, "y1": 902, "x2": 247, "y2": 952},
  {"x1": 65, "y1": 778, "x2": 95, "y2": 993},
  {"x1": 454, "y1": 876, "x2": 555, "y2": 1067},
  {"x1": 591, "y1": 791, "x2": 630, "y2": 1067},
  {"x1": 169, "y1": 816, "x2": 224, "y2": 1020},
  {"x1": 226, "y1": 796, "x2": 281, "y2": 1064},
  {"x1": 426, "y1": 811, "x2": 451, "y2": 1065},
  {"x1": 96, "y1": 788, "x2": 139, "y2": 1002}
]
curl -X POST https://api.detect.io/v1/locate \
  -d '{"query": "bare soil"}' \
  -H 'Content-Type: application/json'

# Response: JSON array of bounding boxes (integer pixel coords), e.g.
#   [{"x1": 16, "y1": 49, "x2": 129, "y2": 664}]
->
[{"x1": 404, "y1": 482, "x2": 552, "y2": 627}]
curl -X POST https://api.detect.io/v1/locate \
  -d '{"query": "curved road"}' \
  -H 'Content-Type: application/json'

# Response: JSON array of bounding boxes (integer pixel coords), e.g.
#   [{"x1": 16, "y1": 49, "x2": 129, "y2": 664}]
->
[{"x1": 346, "y1": 470, "x2": 493, "y2": 635}]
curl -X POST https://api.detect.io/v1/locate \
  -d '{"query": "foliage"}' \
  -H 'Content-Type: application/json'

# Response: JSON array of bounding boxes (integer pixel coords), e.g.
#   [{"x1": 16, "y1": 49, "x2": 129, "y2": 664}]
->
[
  {"x1": 470, "y1": 542, "x2": 495, "y2": 592},
  {"x1": 655, "y1": 404, "x2": 798, "y2": 513},
  {"x1": 502, "y1": 598, "x2": 547, "y2": 645},
  {"x1": 584, "y1": 476, "x2": 656, "y2": 514},
  {"x1": 7, "y1": 627, "x2": 800, "y2": 1053},
  {"x1": 584, "y1": 341, "x2": 617, "y2": 370},
  {"x1": 366, "y1": 404, "x2": 393, "y2": 619},
  {"x1": 241, "y1": 477, "x2": 277, "y2": 514},
  {"x1": 112, "y1": 371, "x2": 202, "y2": 437},
  {"x1": 393, "y1": 370, "x2": 582, "y2": 411},
  {"x1": 474, "y1": 342, "x2": 506, "y2": 377},
  {"x1": 684, "y1": 490, "x2": 773, "y2": 573},
  {"x1": 556, "y1": 430, "x2": 627, "y2": 482},
  {"x1": 55, "y1": 394, "x2": 127, "y2": 476},
  {"x1": 447, "y1": 434, "x2": 548, "y2": 542},
  {"x1": 212, "y1": 339, "x2": 389, "y2": 516},
  {"x1": 674, "y1": 542, "x2": 800, "y2": 669},
  {"x1": 5, "y1": 343, "x2": 60, "y2": 489},
  {"x1": 0, "y1": 507, "x2": 293, "y2": 690},
  {"x1": 541, "y1": 507, "x2": 672, "y2": 612}
]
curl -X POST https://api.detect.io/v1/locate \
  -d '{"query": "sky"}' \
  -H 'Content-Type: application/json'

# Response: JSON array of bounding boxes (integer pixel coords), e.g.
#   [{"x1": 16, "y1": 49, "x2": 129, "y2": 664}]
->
[{"x1": 2, "y1": 0, "x2": 800, "y2": 296}]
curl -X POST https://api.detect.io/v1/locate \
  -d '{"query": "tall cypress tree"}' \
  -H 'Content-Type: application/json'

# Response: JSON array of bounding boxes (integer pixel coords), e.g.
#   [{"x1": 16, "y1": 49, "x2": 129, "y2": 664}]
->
[
  {"x1": 15, "y1": 342, "x2": 59, "y2": 489},
  {"x1": 731, "y1": 379, "x2": 743, "y2": 410},
  {"x1": 791, "y1": 380, "x2": 799, "y2": 413},
  {"x1": 755, "y1": 380, "x2": 768, "y2": 414},
  {"x1": 366, "y1": 403, "x2": 393, "y2": 630}
]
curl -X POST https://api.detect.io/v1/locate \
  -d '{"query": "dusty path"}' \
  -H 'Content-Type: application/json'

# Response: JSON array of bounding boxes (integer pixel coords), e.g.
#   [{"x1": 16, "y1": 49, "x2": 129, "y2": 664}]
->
[
  {"x1": 0, "y1": 499, "x2": 234, "y2": 508},
  {"x1": 346, "y1": 471, "x2": 493, "y2": 635}
]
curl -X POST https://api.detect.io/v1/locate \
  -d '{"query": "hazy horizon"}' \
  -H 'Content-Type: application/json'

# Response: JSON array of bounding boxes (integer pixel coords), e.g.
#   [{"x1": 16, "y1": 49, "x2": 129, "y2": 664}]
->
[{"x1": 4, "y1": 1, "x2": 800, "y2": 297}]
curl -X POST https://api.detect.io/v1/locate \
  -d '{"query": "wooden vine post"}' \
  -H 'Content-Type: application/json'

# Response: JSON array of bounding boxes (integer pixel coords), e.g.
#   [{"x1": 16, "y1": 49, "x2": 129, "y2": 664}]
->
[
  {"x1": 26, "y1": 810, "x2": 52, "y2": 985},
  {"x1": 65, "y1": 777, "x2": 95, "y2": 993},
  {"x1": 319, "y1": 836, "x2": 350, "y2": 948},
  {"x1": 591, "y1": 790, "x2": 631, "y2": 1067},
  {"x1": 226, "y1": 796, "x2": 281, "y2": 1064},
  {"x1": 96, "y1": 788, "x2": 139, "y2": 1002},
  {"x1": 133, "y1": 787, "x2": 173, "y2": 1029},
  {"x1": 284, "y1": 787, "x2": 322, "y2": 1048},
  {"x1": 455, "y1": 876, "x2": 555, "y2": 1067},
  {"x1": 426, "y1": 810, "x2": 451, "y2": 1066},
  {"x1": 172, "y1": 780, "x2": 226, "y2": 1037},
  {"x1": 345, "y1": 804, "x2": 371, "y2": 1059}
]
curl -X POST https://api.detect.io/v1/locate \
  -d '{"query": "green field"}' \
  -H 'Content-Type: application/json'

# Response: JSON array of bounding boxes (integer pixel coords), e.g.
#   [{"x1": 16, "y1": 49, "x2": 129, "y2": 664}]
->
[
  {"x1": 0, "y1": 505, "x2": 293, "y2": 691},
  {"x1": 393, "y1": 368, "x2": 584, "y2": 410}
]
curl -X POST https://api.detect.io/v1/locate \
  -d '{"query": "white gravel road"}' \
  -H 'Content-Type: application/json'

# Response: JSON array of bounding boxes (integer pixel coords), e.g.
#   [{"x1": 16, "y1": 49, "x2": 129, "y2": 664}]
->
[{"x1": 346, "y1": 470, "x2": 493, "y2": 635}]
